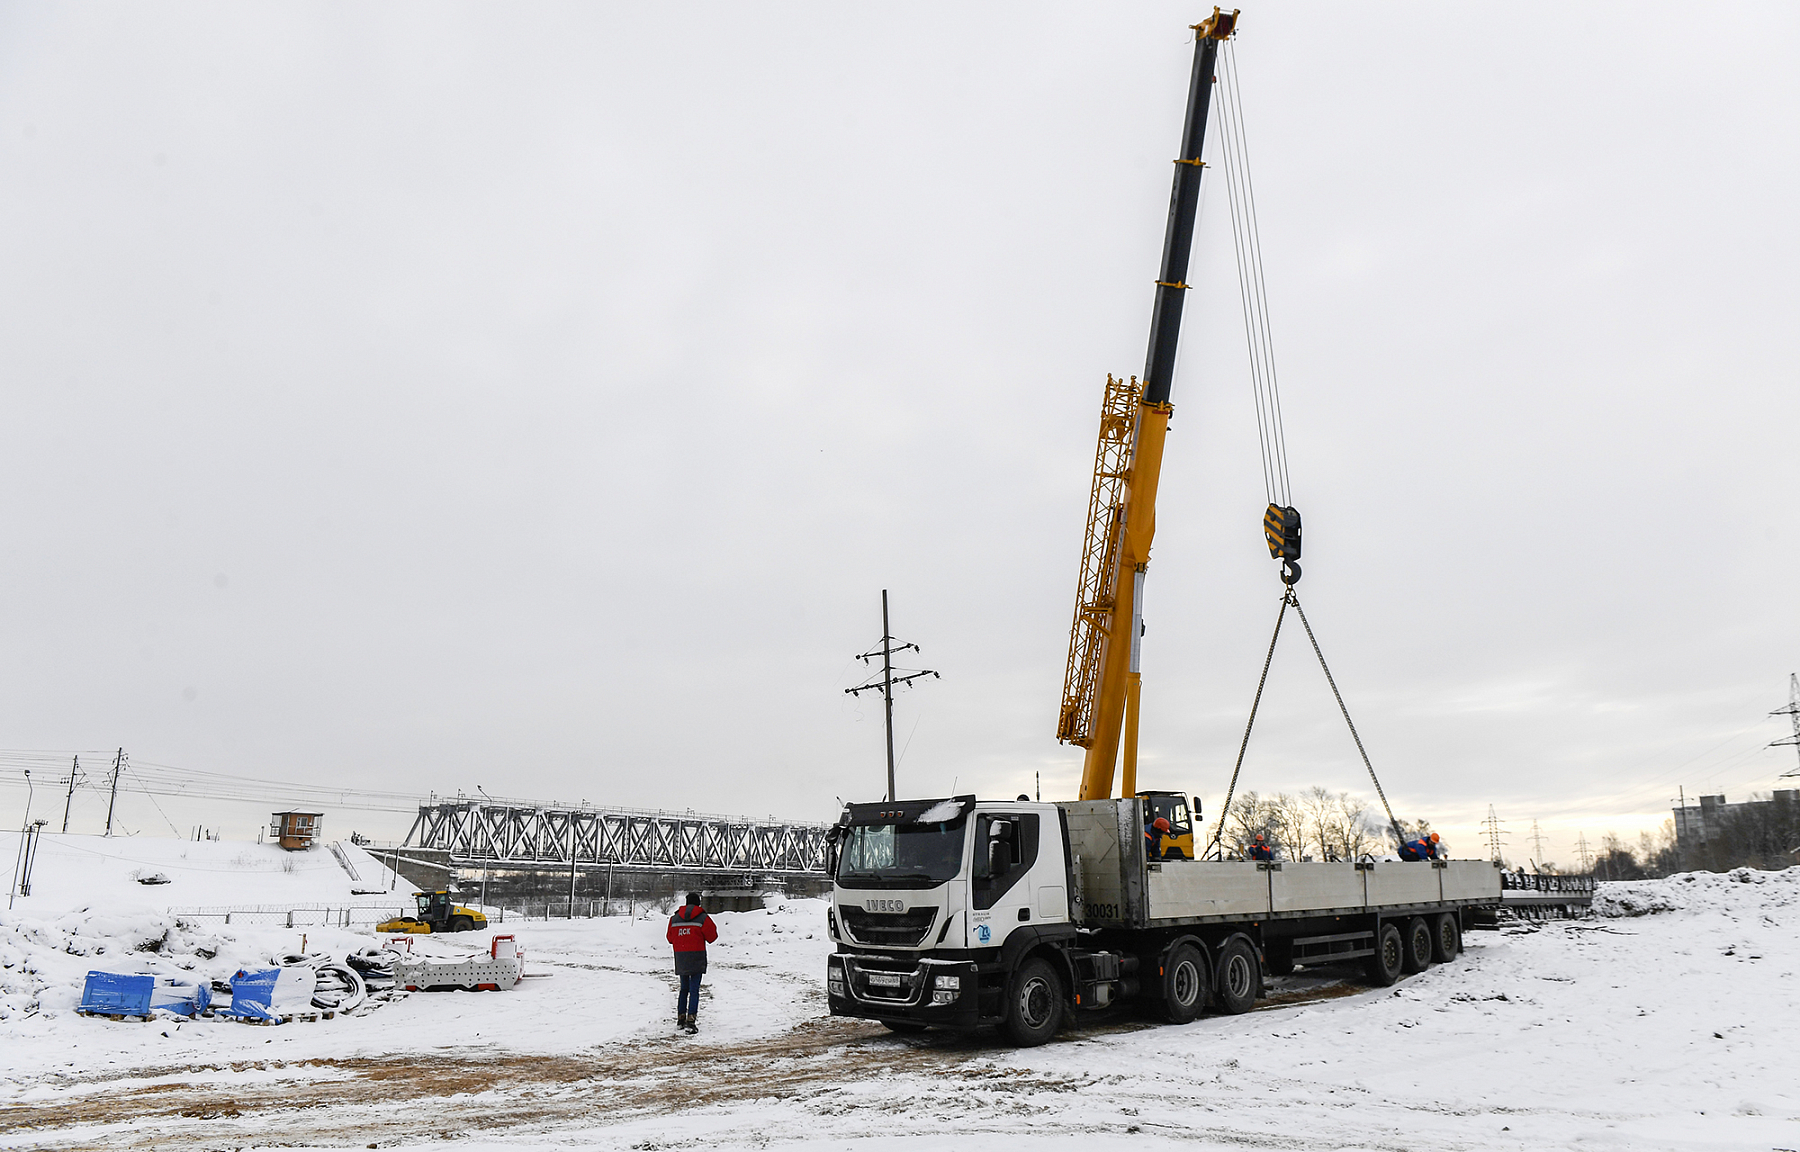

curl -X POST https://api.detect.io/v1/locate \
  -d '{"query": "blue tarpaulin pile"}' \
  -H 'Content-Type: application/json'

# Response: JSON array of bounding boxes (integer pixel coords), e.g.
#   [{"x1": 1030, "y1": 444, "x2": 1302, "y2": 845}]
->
[
  {"x1": 226, "y1": 967, "x2": 315, "y2": 1021},
  {"x1": 78, "y1": 972, "x2": 212, "y2": 1018}
]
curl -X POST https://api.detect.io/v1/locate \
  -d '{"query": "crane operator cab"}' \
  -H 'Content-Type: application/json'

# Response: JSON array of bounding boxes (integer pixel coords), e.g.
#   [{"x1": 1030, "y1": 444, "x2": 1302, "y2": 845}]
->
[{"x1": 1138, "y1": 791, "x2": 1198, "y2": 859}]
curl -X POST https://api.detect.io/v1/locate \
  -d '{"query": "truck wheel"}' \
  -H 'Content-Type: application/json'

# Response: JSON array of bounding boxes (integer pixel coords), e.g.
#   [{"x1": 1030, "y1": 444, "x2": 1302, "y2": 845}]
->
[
  {"x1": 881, "y1": 1020, "x2": 929, "y2": 1034},
  {"x1": 1365, "y1": 923, "x2": 1404, "y2": 986},
  {"x1": 1264, "y1": 939, "x2": 1295, "y2": 976},
  {"x1": 1432, "y1": 913, "x2": 1462, "y2": 963},
  {"x1": 1212, "y1": 937, "x2": 1260, "y2": 1015},
  {"x1": 1159, "y1": 943, "x2": 1208, "y2": 1024},
  {"x1": 1402, "y1": 917, "x2": 1434, "y2": 974},
  {"x1": 450, "y1": 916, "x2": 474, "y2": 933},
  {"x1": 1002, "y1": 957, "x2": 1064, "y2": 1047}
]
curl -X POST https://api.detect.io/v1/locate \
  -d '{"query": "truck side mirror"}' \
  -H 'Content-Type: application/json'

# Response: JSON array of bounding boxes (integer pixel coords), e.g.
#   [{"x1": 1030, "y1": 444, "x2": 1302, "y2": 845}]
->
[
  {"x1": 987, "y1": 839, "x2": 1008, "y2": 878},
  {"x1": 1192, "y1": 797, "x2": 1203, "y2": 821}
]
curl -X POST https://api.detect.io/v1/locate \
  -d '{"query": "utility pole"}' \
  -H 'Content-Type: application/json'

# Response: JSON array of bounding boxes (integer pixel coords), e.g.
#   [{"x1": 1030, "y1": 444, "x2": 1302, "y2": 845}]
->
[
  {"x1": 62, "y1": 755, "x2": 82, "y2": 834},
  {"x1": 1528, "y1": 819, "x2": 1548, "y2": 865},
  {"x1": 1574, "y1": 831, "x2": 1594, "y2": 874},
  {"x1": 103, "y1": 749, "x2": 125, "y2": 837},
  {"x1": 1480, "y1": 805, "x2": 1507, "y2": 863},
  {"x1": 844, "y1": 590, "x2": 939, "y2": 803},
  {"x1": 1773, "y1": 673, "x2": 1800, "y2": 777}
]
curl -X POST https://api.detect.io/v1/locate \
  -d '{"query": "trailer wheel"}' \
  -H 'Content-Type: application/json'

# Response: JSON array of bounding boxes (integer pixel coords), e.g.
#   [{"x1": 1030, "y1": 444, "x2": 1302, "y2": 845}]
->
[
  {"x1": 1364, "y1": 923, "x2": 1404, "y2": 986},
  {"x1": 1158, "y1": 943, "x2": 1208, "y2": 1024},
  {"x1": 1212, "y1": 937, "x2": 1260, "y2": 1015},
  {"x1": 1003, "y1": 957, "x2": 1064, "y2": 1047},
  {"x1": 449, "y1": 916, "x2": 474, "y2": 933},
  {"x1": 1264, "y1": 939, "x2": 1295, "y2": 976},
  {"x1": 1432, "y1": 913, "x2": 1461, "y2": 963},
  {"x1": 1402, "y1": 917, "x2": 1434, "y2": 974}
]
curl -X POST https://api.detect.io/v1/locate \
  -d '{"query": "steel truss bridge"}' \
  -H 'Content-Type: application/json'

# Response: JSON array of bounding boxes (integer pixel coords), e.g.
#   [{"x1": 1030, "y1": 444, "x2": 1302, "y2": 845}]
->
[{"x1": 402, "y1": 800, "x2": 830, "y2": 877}]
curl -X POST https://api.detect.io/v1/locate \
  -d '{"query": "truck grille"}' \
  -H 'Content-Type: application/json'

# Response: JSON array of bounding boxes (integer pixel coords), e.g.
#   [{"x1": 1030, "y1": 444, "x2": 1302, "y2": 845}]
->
[{"x1": 839, "y1": 907, "x2": 938, "y2": 948}]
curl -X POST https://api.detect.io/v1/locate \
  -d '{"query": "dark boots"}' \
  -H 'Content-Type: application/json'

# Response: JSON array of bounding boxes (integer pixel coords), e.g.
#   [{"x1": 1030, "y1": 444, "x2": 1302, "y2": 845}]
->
[{"x1": 677, "y1": 1011, "x2": 698, "y2": 1033}]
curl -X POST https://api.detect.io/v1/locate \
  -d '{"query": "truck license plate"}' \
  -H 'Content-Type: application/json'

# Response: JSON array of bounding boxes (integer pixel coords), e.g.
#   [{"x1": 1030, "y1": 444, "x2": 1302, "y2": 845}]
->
[{"x1": 866, "y1": 971, "x2": 903, "y2": 987}]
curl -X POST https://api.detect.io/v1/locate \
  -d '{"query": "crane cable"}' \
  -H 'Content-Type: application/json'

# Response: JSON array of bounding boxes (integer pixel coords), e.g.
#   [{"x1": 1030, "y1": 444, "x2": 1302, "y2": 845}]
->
[
  {"x1": 1204, "y1": 40, "x2": 1407, "y2": 858},
  {"x1": 1216, "y1": 38, "x2": 1291, "y2": 511}
]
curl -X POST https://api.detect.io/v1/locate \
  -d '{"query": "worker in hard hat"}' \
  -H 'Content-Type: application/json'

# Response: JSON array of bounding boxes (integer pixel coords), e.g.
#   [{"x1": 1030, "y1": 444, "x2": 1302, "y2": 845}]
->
[
  {"x1": 1399, "y1": 832, "x2": 1441, "y2": 861},
  {"x1": 1246, "y1": 833, "x2": 1275, "y2": 862},
  {"x1": 1145, "y1": 816, "x2": 1173, "y2": 860}
]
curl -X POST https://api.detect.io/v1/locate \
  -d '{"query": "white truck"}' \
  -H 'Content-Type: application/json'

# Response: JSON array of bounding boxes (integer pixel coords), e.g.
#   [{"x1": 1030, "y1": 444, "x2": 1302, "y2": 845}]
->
[{"x1": 825, "y1": 795, "x2": 1502, "y2": 1046}]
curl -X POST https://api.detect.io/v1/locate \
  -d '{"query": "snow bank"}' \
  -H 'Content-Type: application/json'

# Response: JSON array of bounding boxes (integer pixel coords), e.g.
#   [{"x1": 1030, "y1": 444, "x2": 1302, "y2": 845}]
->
[
  {"x1": 0, "y1": 830, "x2": 406, "y2": 915},
  {"x1": 1595, "y1": 865, "x2": 1800, "y2": 917}
]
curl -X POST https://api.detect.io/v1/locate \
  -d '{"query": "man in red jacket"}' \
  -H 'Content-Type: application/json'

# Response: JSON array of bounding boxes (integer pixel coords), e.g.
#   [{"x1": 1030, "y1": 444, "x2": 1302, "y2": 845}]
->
[{"x1": 667, "y1": 891, "x2": 718, "y2": 1034}]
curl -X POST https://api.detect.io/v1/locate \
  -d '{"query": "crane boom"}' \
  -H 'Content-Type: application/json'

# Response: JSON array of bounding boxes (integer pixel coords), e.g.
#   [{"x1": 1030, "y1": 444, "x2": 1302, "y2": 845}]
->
[{"x1": 1059, "y1": 8, "x2": 1237, "y2": 801}]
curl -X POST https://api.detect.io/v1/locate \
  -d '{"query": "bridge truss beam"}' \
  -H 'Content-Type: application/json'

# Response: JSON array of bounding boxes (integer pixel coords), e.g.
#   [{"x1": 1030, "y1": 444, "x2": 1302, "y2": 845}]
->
[{"x1": 403, "y1": 802, "x2": 830, "y2": 876}]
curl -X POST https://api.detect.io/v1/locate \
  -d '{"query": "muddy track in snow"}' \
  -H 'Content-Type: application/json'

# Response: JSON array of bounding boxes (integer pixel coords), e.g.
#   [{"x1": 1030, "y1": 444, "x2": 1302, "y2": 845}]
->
[{"x1": 0, "y1": 980, "x2": 1367, "y2": 1149}]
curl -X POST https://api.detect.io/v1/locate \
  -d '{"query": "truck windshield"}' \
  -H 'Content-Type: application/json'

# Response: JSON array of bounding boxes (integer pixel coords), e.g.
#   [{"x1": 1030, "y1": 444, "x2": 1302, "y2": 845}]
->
[{"x1": 836, "y1": 819, "x2": 966, "y2": 886}]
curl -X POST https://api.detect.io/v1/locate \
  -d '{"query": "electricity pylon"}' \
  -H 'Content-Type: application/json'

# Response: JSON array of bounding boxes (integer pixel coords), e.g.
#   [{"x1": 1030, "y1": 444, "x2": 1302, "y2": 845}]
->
[{"x1": 1773, "y1": 673, "x2": 1800, "y2": 778}]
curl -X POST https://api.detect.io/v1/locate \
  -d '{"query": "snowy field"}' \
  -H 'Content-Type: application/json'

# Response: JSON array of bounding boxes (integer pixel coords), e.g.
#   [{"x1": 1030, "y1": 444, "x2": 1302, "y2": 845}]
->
[{"x1": 0, "y1": 838, "x2": 1795, "y2": 1151}]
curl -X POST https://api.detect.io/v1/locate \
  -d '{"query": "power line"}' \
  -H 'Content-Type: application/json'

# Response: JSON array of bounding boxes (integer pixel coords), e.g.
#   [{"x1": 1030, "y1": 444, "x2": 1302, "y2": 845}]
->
[{"x1": 844, "y1": 590, "x2": 939, "y2": 803}]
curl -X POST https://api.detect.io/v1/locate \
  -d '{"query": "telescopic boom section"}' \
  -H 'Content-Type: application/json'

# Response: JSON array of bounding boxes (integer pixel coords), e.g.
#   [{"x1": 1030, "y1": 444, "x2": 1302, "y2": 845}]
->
[{"x1": 1059, "y1": 9, "x2": 1236, "y2": 801}]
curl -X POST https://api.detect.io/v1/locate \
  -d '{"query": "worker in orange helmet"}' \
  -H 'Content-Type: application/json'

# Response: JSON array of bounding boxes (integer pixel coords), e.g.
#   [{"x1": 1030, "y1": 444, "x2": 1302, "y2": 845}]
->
[
  {"x1": 1400, "y1": 831, "x2": 1442, "y2": 861},
  {"x1": 1246, "y1": 832, "x2": 1275, "y2": 862},
  {"x1": 1144, "y1": 816, "x2": 1173, "y2": 860}
]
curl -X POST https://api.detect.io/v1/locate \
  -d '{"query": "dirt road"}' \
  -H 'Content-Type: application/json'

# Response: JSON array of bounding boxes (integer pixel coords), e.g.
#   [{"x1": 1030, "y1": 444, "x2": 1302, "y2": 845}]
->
[{"x1": 0, "y1": 978, "x2": 1359, "y2": 1149}]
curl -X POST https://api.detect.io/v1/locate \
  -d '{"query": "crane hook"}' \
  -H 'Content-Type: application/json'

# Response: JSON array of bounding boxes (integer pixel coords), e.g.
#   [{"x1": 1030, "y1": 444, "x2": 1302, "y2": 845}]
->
[{"x1": 1280, "y1": 559, "x2": 1301, "y2": 586}]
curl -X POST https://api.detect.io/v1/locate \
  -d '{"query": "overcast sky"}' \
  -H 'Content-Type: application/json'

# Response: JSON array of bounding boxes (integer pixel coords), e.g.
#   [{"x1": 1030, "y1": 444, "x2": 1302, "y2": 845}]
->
[{"x1": 1, "y1": 3, "x2": 1796, "y2": 867}]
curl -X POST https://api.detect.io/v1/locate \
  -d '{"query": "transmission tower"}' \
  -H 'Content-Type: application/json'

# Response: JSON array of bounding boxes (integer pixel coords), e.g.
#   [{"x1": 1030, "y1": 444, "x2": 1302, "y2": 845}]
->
[
  {"x1": 1527, "y1": 819, "x2": 1548, "y2": 865},
  {"x1": 1480, "y1": 805, "x2": 1508, "y2": 863},
  {"x1": 844, "y1": 590, "x2": 939, "y2": 802},
  {"x1": 1573, "y1": 831, "x2": 1594, "y2": 873},
  {"x1": 1772, "y1": 673, "x2": 1800, "y2": 778}
]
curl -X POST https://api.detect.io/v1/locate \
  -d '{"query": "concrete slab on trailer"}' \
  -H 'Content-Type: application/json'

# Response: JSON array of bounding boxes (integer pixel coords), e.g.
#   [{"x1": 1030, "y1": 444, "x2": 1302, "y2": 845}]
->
[
  {"x1": 1146, "y1": 860, "x2": 1270, "y2": 919},
  {"x1": 1442, "y1": 860, "x2": 1504, "y2": 902},
  {"x1": 1270, "y1": 862, "x2": 1367, "y2": 913},
  {"x1": 1365, "y1": 861, "x2": 1443, "y2": 905}
]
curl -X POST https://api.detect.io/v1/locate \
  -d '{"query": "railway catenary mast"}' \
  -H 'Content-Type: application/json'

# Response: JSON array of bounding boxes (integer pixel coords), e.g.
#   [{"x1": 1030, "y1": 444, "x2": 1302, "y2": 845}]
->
[{"x1": 1059, "y1": 8, "x2": 1237, "y2": 800}]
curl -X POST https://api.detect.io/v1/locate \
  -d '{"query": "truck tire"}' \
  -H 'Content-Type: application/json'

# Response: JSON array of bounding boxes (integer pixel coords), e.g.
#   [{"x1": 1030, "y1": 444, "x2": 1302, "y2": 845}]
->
[
  {"x1": 1264, "y1": 938, "x2": 1295, "y2": 976},
  {"x1": 1212, "y1": 937, "x2": 1260, "y2": 1015},
  {"x1": 1402, "y1": 917, "x2": 1434, "y2": 974},
  {"x1": 1158, "y1": 942, "x2": 1208, "y2": 1024},
  {"x1": 449, "y1": 916, "x2": 474, "y2": 933},
  {"x1": 1432, "y1": 912, "x2": 1461, "y2": 963},
  {"x1": 1002, "y1": 957, "x2": 1064, "y2": 1047},
  {"x1": 1365, "y1": 923, "x2": 1404, "y2": 986}
]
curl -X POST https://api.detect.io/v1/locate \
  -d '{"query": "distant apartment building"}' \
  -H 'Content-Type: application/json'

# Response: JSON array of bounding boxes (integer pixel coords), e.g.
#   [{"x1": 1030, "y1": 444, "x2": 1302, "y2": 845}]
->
[{"x1": 1673, "y1": 790, "x2": 1798, "y2": 854}]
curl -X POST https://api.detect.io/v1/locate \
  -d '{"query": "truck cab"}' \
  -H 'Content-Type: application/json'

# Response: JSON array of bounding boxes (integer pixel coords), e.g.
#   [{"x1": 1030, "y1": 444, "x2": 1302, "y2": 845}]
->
[{"x1": 826, "y1": 795, "x2": 1081, "y2": 1042}]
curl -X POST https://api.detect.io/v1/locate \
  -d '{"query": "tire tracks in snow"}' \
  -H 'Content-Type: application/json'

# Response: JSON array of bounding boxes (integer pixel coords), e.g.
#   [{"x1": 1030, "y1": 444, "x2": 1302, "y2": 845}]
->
[{"x1": 0, "y1": 980, "x2": 1377, "y2": 1149}]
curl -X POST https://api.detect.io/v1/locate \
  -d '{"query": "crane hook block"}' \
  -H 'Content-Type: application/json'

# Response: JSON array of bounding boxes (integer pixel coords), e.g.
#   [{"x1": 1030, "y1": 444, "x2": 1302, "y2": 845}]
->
[{"x1": 1263, "y1": 503, "x2": 1302, "y2": 563}]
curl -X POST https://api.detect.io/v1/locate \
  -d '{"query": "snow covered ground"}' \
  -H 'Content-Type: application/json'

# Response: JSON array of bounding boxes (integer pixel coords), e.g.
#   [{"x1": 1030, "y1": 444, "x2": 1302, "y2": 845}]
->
[{"x1": 0, "y1": 844, "x2": 1795, "y2": 1151}]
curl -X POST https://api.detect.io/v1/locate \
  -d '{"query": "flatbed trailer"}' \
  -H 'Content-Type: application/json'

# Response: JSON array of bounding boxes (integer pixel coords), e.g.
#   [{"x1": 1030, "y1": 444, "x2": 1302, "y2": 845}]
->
[{"x1": 826, "y1": 796, "x2": 1502, "y2": 1046}]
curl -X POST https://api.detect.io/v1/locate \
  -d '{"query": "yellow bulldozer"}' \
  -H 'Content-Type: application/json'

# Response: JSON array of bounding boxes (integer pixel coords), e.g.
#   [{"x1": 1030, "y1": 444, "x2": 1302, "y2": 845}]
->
[{"x1": 376, "y1": 890, "x2": 489, "y2": 934}]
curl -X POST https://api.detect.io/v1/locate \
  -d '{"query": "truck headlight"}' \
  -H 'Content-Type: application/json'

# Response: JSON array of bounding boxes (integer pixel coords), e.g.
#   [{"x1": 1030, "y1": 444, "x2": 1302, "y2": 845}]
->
[
  {"x1": 930, "y1": 990, "x2": 956, "y2": 1005},
  {"x1": 933, "y1": 975, "x2": 960, "y2": 990}
]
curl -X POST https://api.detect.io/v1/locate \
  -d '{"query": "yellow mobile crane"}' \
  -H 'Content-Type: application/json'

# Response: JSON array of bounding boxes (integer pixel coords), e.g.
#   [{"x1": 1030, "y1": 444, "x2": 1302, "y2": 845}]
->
[
  {"x1": 1056, "y1": 10, "x2": 1242, "y2": 813},
  {"x1": 824, "y1": 12, "x2": 1501, "y2": 1046}
]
